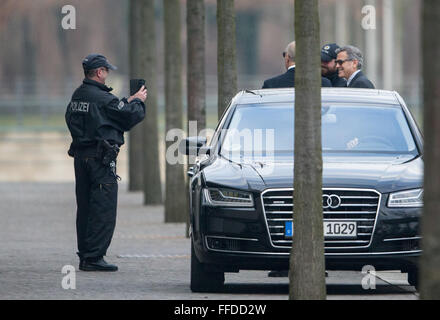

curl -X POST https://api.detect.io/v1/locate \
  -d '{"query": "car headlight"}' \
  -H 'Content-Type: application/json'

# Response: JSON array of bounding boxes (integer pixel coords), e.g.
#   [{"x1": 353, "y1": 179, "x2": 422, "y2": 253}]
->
[
  {"x1": 203, "y1": 188, "x2": 254, "y2": 207},
  {"x1": 388, "y1": 188, "x2": 423, "y2": 208}
]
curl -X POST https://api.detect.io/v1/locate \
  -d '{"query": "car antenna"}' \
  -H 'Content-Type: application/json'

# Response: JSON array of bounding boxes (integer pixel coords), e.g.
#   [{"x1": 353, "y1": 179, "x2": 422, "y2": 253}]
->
[{"x1": 245, "y1": 89, "x2": 262, "y2": 97}]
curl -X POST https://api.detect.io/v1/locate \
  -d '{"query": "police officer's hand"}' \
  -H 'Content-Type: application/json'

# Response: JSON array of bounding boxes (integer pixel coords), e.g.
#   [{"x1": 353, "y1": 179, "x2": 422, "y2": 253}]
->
[{"x1": 128, "y1": 85, "x2": 147, "y2": 103}]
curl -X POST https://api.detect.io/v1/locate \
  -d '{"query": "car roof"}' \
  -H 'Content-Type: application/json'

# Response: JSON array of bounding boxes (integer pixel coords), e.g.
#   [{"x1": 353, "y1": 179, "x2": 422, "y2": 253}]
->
[{"x1": 234, "y1": 88, "x2": 401, "y2": 106}]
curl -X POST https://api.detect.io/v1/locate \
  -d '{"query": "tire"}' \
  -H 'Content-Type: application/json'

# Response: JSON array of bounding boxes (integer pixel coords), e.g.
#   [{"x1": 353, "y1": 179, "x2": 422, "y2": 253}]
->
[
  {"x1": 190, "y1": 240, "x2": 225, "y2": 293},
  {"x1": 408, "y1": 267, "x2": 419, "y2": 291}
]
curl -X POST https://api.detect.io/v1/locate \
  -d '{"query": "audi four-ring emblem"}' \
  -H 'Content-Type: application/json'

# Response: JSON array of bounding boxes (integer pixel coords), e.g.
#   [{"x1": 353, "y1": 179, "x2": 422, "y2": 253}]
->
[{"x1": 323, "y1": 194, "x2": 342, "y2": 209}]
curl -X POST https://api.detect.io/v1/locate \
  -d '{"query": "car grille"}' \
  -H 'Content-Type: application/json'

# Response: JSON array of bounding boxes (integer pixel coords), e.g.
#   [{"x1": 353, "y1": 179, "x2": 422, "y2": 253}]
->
[{"x1": 261, "y1": 189, "x2": 381, "y2": 249}]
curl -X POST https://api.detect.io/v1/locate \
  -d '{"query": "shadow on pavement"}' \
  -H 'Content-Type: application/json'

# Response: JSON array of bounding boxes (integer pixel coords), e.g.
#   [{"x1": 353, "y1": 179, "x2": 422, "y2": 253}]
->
[{"x1": 326, "y1": 283, "x2": 416, "y2": 295}]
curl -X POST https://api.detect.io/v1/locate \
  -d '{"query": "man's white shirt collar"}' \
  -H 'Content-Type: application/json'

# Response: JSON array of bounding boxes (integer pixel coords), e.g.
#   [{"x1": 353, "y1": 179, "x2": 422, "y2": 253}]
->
[
  {"x1": 347, "y1": 70, "x2": 361, "y2": 86},
  {"x1": 288, "y1": 65, "x2": 295, "y2": 70}
]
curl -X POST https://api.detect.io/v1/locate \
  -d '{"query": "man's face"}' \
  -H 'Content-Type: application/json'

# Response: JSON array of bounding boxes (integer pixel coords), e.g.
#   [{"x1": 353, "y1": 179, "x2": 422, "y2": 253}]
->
[
  {"x1": 96, "y1": 67, "x2": 109, "y2": 84},
  {"x1": 321, "y1": 59, "x2": 337, "y2": 76},
  {"x1": 336, "y1": 51, "x2": 357, "y2": 80}
]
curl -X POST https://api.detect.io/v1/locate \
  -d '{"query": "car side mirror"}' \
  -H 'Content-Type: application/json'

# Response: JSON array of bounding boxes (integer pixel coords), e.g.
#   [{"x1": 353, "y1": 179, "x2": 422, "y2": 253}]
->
[
  {"x1": 198, "y1": 145, "x2": 211, "y2": 157},
  {"x1": 180, "y1": 136, "x2": 209, "y2": 156}
]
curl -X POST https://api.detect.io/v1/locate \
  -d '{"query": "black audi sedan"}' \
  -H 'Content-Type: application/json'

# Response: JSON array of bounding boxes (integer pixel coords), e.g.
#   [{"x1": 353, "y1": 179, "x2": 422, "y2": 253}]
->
[{"x1": 184, "y1": 88, "x2": 423, "y2": 292}]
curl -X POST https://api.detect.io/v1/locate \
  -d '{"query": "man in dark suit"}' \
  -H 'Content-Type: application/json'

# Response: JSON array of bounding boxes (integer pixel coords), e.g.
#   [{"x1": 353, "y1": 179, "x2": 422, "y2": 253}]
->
[
  {"x1": 335, "y1": 45, "x2": 375, "y2": 88},
  {"x1": 321, "y1": 43, "x2": 347, "y2": 87},
  {"x1": 262, "y1": 41, "x2": 332, "y2": 89}
]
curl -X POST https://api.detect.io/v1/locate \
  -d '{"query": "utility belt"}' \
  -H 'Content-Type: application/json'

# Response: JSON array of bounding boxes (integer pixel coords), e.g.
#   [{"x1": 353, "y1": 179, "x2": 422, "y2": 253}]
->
[{"x1": 72, "y1": 140, "x2": 121, "y2": 180}]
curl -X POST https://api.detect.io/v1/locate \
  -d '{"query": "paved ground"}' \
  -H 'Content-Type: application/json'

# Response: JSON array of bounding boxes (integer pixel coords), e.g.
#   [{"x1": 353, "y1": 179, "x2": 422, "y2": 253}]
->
[{"x1": 0, "y1": 182, "x2": 419, "y2": 300}]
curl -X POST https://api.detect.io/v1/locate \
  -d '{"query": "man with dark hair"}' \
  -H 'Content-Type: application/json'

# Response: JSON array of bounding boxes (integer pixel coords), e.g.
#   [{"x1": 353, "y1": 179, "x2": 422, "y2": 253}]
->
[
  {"x1": 84, "y1": 67, "x2": 101, "y2": 79},
  {"x1": 321, "y1": 43, "x2": 347, "y2": 87},
  {"x1": 335, "y1": 45, "x2": 375, "y2": 88},
  {"x1": 66, "y1": 54, "x2": 147, "y2": 271},
  {"x1": 262, "y1": 41, "x2": 332, "y2": 89}
]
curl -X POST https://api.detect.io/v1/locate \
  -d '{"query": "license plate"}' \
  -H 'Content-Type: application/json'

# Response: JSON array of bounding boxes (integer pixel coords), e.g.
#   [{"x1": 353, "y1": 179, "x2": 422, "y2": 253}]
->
[
  {"x1": 324, "y1": 221, "x2": 357, "y2": 238},
  {"x1": 285, "y1": 221, "x2": 357, "y2": 238}
]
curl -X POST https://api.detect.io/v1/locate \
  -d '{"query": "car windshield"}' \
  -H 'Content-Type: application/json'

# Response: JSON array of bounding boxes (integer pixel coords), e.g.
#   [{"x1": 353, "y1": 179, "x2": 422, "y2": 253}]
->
[{"x1": 220, "y1": 103, "x2": 418, "y2": 160}]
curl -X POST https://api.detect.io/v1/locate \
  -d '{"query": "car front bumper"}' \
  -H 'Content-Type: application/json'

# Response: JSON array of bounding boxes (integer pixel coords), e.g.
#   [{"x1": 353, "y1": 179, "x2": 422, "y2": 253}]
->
[{"x1": 192, "y1": 197, "x2": 422, "y2": 272}]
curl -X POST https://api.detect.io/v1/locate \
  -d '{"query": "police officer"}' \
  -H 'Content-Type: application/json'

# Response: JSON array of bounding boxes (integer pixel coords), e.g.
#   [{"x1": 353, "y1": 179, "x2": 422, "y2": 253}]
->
[
  {"x1": 321, "y1": 43, "x2": 347, "y2": 87},
  {"x1": 65, "y1": 54, "x2": 147, "y2": 271}
]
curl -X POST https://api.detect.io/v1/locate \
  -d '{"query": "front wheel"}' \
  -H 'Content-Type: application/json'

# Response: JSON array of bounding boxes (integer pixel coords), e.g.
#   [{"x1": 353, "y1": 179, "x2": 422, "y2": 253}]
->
[{"x1": 190, "y1": 239, "x2": 224, "y2": 293}]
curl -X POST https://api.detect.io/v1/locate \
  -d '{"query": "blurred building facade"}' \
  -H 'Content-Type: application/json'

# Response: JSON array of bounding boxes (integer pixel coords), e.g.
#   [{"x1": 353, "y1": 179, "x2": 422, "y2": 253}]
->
[{"x1": 0, "y1": 0, "x2": 423, "y2": 131}]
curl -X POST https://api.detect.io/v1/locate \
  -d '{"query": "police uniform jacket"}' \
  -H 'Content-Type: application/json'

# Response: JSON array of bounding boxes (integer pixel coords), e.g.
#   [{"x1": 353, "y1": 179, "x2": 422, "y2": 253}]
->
[
  {"x1": 324, "y1": 72, "x2": 347, "y2": 88},
  {"x1": 65, "y1": 78, "x2": 145, "y2": 153}
]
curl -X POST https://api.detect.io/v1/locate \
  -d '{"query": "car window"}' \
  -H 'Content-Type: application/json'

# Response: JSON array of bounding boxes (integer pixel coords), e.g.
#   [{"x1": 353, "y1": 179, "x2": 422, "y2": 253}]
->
[{"x1": 220, "y1": 103, "x2": 418, "y2": 160}]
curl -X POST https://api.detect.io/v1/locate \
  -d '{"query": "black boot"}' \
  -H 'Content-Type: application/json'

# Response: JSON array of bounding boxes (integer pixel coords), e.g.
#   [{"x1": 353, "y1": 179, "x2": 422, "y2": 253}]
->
[{"x1": 79, "y1": 257, "x2": 118, "y2": 272}]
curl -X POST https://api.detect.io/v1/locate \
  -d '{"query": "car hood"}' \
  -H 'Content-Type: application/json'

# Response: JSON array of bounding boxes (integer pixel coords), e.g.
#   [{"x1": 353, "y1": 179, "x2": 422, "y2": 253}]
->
[{"x1": 203, "y1": 154, "x2": 423, "y2": 194}]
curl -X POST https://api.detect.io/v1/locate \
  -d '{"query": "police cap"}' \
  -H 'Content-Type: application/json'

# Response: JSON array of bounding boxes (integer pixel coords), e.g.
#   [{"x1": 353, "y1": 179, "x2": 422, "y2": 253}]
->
[
  {"x1": 82, "y1": 54, "x2": 117, "y2": 71},
  {"x1": 321, "y1": 43, "x2": 340, "y2": 62}
]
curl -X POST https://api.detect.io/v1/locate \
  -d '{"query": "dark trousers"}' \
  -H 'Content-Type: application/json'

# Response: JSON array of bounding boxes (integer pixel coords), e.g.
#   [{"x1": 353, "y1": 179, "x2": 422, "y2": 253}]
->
[{"x1": 74, "y1": 156, "x2": 118, "y2": 261}]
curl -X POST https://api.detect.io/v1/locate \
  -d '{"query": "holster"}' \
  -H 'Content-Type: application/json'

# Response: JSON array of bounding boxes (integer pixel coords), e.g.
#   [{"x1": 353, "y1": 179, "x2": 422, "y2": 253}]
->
[{"x1": 97, "y1": 140, "x2": 120, "y2": 166}]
